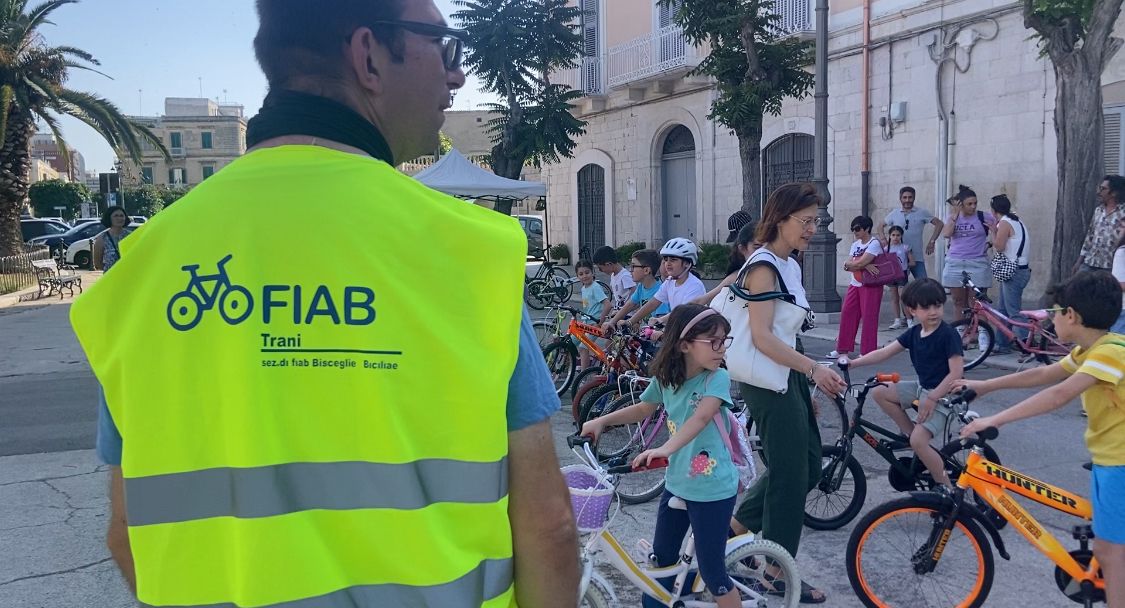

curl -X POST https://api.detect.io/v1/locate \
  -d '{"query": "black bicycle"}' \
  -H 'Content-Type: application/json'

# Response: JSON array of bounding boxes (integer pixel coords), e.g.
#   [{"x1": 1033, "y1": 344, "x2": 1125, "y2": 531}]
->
[
  {"x1": 524, "y1": 258, "x2": 572, "y2": 310},
  {"x1": 803, "y1": 359, "x2": 1005, "y2": 530}
]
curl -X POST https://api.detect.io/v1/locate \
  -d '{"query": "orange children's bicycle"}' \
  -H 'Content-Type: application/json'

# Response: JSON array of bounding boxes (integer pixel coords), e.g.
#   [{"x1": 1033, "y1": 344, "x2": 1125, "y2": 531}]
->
[
  {"x1": 541, "y1": 306, "x2": 613, "y2": 396},
  {"x1": 845, "y1": 389, "x2": 1104, "y2": 608}
]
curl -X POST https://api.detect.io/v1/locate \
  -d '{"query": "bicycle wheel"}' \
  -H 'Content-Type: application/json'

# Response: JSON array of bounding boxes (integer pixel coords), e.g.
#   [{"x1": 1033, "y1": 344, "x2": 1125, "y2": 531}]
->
[
  {"x1": 724, "y1": 538, "x2": 801, "y2": 608},
  {"x1": 938, "y1": 440, "x2": 1007, "y2": 530},
  {"x1": 549, "y1": 267, "x2": 573, "y2": 303},
  {"x1": 847, "y1": 496, "x2": 993, "y2": 608},
  {"x1": 542, "y1": 341, "x2": 577, "y2": 396},
  {"x1": 579, "y1": 384, "x2": 619, "y2": 429},
  {"x1": 570, "y1": 365, "x2": 603, "y2": 400},
  {"x1": 524, "y1": 279, "x2": 554, "y2": 310},
  {"x1": 571, "y1": 374, "x2": 607, "y2": 424},
  {"x1": 812, "y1": 389, "x2": 848, "y2": 446},
  {"x1": 598, "y1": 394, "x2": 667, "y2": 504},
  {"x1": 951, "y1": 319, "x2": 994, "y2": 371},
  {"x1": 804, "y1": 444, "x2": 867, "y2": 530},
  {"x1": 579, "y1": 573, "x2": 613, "y2": 608},
  {"x1": 531, "y1": 318, "x2": 560, "y2": 349}
]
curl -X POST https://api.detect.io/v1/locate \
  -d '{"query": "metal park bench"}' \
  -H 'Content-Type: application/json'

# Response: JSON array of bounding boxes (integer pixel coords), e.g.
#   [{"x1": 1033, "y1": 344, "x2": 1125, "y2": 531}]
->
[{"x1": 31, "y1": 258, "x2": 82, "y2": 299}]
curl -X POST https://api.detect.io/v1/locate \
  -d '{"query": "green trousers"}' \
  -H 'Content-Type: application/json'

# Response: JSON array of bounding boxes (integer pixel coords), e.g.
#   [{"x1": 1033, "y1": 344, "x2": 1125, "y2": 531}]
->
[{"x1": 734, "y1": 370, "x2": 822, "y2": 557}]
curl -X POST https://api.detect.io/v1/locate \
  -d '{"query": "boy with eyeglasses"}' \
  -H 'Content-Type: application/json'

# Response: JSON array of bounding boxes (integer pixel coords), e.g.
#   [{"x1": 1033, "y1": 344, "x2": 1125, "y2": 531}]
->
[
  {"x1": 961, "y1": 271, "x2": 1125, "y2": 606},
  {"x1": 602, "y1": 248, "x2": 667, "y2": 331}
]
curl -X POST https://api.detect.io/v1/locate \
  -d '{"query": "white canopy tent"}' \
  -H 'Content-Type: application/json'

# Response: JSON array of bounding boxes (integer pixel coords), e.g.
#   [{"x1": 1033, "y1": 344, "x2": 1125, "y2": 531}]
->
[{"x1": 413, "y1": 149, "x2": 546, "y2": 200}]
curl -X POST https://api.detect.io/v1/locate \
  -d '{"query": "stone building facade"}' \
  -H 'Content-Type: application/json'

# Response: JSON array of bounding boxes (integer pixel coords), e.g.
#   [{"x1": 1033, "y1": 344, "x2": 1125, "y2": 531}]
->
[
  {"x1": 121, "y1": 97, "x2": 247, "y2": 188},
  {"x1": 543, "y1": 0, "x2": 1125, "y2": 299}
]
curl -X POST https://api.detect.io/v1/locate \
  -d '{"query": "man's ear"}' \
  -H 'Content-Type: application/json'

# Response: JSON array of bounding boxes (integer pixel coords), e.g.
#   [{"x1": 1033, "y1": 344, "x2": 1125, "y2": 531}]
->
[{"x1": 347, "y1": 27, "x2": 384, "y2": 94}]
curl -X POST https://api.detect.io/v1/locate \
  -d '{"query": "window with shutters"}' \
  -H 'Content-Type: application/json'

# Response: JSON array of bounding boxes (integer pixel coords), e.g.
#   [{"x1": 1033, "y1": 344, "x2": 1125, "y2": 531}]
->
[
  {"x1": 579, "y1": 0, "x2": 602, "y2": 94},
  {"x1": 656, "y1": 0, "x2": 684, "y2": 64},
  {"x1": 1104, "y1": 106, "x2": 1125, "y2": 175},
  {"x1": 141, "y1": 166, "x2": 153, "y2": 184}
]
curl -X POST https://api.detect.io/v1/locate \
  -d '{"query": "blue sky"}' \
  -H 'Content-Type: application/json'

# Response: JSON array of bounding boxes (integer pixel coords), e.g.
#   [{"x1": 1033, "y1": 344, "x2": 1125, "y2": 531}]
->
[{"x1": 43, "y1": 0, "x2": 491, "y2": 173}]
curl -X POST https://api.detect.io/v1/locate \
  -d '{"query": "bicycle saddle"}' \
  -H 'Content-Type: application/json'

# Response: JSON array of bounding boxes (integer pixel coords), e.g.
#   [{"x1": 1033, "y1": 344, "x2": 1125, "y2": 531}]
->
[{"x1": 1020, "y1": 309, "x2": 1049, "y2": 321}]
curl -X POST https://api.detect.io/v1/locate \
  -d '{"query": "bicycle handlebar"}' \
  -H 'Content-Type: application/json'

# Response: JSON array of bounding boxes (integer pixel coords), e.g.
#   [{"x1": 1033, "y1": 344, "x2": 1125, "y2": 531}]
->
[
  {"x1": 567, "y1": 434, "x2": 669, "y2": 473},
  {"x1": 608, "y1": 457, "x2": 669, "y2": 475},
  {"x1": 875, "y1": 373, "x2": 900, "y2": 384}
]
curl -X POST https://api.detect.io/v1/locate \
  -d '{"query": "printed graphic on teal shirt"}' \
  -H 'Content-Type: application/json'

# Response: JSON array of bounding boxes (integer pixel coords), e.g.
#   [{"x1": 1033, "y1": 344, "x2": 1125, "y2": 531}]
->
[{"x1": 639, "y1": 368, "x2": 738, "y2": 502}]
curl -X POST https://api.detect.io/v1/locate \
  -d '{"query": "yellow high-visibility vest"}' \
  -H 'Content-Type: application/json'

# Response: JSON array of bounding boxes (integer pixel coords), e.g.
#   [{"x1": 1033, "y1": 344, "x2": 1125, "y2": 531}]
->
[{"x1": 71, "y1": 145, "x2": 526, "y2": 607}]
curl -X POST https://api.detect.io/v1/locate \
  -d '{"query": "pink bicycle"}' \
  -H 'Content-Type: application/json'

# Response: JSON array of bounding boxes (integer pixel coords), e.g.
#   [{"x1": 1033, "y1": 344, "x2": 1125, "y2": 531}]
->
[{"x1": 954, "y1": 272, "x2": 1072, "y2": 371}]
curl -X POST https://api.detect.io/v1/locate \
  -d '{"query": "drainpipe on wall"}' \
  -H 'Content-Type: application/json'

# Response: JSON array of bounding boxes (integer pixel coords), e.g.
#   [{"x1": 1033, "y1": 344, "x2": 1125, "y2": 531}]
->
[{"x1": 860, "y1": 0, "x2": 872, "y2": 218}]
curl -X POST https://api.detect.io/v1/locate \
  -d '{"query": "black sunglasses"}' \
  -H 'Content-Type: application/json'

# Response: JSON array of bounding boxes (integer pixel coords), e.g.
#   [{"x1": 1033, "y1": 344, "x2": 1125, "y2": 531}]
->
[{"x1": 366, "y1": 20, "x2": 467, "y2": 70}]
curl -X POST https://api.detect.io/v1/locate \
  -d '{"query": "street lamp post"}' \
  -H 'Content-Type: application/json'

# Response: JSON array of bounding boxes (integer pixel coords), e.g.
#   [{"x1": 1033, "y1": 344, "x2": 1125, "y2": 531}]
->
[{"x1": 804, "y1": 0, "x2": 841, "y2": 314}]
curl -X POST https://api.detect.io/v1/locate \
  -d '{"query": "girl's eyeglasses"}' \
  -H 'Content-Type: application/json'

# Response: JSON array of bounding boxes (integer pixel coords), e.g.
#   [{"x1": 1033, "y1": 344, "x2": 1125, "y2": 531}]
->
[
  {"x1": 366, "y1": 20, "x2": 466, "y2": 70},
  {"x1": 691, "y1": 336, "x2": 733, "y2": 351}
]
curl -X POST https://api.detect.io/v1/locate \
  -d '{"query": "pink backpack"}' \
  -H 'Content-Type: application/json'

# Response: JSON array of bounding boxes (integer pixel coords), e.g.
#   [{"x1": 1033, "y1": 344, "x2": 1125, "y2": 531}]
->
[{"x1": 712, "y1": 408, "x2": 756, "y2": 493}]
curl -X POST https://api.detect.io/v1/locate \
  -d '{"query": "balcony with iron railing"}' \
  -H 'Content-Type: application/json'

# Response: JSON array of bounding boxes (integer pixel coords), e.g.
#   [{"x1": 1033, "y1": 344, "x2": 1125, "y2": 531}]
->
[
  {"x1": 553, "y1": 1, "x2": 813, "y2": 100},
  {"x1": 771, "y1": 0, "x2": 815, "y2": 41},
  {"x1": 606, "y1": 25, "x2": 707, "y2": 88},
  {"x1": 549, "y1": 56, "x2": 606, "y2": 97}
]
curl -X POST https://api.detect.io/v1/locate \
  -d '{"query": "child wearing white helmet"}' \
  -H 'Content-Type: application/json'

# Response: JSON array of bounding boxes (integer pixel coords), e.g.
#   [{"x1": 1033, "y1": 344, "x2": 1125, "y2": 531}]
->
[{"x1": 626, "y1": 238, "x2": 706, "y2": 329}]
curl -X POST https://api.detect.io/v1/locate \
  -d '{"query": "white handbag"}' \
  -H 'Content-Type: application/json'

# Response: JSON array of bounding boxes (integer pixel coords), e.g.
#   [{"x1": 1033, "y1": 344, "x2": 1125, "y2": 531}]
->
[{"x1": 711, "y1": 251, "x2": 812, "y2": 393}]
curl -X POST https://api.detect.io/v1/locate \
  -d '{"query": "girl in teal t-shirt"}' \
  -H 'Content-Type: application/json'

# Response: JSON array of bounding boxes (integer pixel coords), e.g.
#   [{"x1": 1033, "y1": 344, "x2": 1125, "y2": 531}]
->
[{"x1": 582, "y1": 304, "x2": 740, "y2": 606}]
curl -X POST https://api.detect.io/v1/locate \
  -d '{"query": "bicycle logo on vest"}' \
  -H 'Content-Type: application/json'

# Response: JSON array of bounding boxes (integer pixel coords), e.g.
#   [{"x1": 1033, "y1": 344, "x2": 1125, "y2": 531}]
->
[{"x1": 167, "y1": 254, "x2": 253, "y2": 331}]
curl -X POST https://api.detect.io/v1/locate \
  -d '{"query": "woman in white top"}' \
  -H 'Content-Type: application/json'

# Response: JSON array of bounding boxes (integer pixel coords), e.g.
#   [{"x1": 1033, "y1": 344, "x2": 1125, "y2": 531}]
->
[
  {"x1": 990, "y1": 195, "x2": 1030, "y2": 354},
  {"x1": 1112, "y1": 231, "x2": 1125, "y2": 334},
  {"x1": 729, "y1": 183, "x2": 846, "y2": 604}
]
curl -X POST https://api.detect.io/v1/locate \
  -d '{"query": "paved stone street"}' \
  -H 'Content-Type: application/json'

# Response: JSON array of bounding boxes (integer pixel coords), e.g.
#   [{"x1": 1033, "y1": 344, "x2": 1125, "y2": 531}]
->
[{"x1": 0, "y1": 268, "x2": 1094, "y2": 607}]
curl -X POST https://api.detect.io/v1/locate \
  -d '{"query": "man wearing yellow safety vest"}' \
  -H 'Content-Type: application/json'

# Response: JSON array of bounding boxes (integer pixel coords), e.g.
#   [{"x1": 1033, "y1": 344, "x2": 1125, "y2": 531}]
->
[{"x1": 70, "y1": 1, "x2": 580, "y2": 606}]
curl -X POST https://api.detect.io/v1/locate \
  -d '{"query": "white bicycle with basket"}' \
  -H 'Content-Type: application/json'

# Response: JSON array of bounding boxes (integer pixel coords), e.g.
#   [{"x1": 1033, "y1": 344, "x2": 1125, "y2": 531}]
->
[{"x1": 564, "y1": 435, "x2": 801, "y2": 607}]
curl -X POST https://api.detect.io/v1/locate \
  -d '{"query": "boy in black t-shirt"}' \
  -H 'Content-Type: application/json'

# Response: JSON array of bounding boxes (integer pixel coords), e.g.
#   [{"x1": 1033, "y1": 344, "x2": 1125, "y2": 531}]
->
[{"x1": 846, "y1": 278, "x2": 965, "y2": 487}]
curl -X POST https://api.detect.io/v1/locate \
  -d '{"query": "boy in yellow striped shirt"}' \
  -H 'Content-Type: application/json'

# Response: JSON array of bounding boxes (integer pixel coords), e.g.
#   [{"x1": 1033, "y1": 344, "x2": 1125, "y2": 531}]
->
[{"x1": 960, "y1": 271, "x2": 1125, "y2": 607}]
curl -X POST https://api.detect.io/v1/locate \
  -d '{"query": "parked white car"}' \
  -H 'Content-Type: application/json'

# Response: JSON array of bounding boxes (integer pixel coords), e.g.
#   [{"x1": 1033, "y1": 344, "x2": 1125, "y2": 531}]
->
[{"x1": 66, "y1": 223, "x2": 142, "y2": 269}]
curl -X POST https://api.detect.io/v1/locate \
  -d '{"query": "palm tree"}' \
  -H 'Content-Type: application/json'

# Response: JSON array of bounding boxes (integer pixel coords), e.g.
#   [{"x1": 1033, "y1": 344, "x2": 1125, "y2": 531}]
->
[{"x1": 0, "y1": 0, "x2": 167, "y2": 257}]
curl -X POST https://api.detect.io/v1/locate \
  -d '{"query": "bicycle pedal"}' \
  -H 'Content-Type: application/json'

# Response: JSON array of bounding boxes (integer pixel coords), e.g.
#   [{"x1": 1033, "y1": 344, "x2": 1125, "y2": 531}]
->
[{"x1": 634, "y1": 539, "x2": 655, "y2": 565}]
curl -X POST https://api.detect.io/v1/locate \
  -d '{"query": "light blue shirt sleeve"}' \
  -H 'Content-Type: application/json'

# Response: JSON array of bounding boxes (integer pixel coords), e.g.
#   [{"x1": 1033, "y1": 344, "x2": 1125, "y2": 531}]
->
[
  {"x1": 96, "y1": 388, "x2": 122, "y2": 465},
  {"x1": 505, "y1": 307, "x2": 563, "y2": 431},
  {"x1": 95, "y1": 307, "x2": 560, "y2": 464}
]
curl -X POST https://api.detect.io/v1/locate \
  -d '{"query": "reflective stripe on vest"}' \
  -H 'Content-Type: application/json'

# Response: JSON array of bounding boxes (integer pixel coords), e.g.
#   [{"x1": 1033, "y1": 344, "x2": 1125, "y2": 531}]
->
[
  {"x1": 126, "y1": 457, "x2": 508, "y2": 525},
  {"x1": 140, "y1": 558, "x2": 513, "y2": 608},
  {"x1": 71, "y1": 145, "x2": 526, "y2": 607}
]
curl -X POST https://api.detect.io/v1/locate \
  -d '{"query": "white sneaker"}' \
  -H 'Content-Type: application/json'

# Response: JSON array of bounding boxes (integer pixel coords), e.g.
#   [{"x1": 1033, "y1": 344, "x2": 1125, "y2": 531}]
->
[
  {"x1": 888, "y1": 319, "x2": 905, "y2": 330},
  {"x1": 826, "y1": 350, "x2": 842, "y2": 359},
  {"x1": 907, "y1": 318, "x2": 916, "y2": 328}
]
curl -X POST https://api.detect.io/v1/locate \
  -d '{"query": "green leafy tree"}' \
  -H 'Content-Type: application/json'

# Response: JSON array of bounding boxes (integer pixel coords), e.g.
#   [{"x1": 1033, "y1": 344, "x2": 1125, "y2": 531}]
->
[
  {"x1": 454, "y1": 0, "x2": 587, "y2": 215},
  {"x1": 438, "y1": 131, "x2": 453, "y2": 155},
  {"x1": 0, "y1": 0, "x2": 168, "y2": 256},
  {"x1": 668, "y1": 0, "x2": 814, "y2": 215},
  {"x1": 121, "y1": 184, "x2": 164, "y2": 218},
  {"x1": 156, "y1": 185, "x2": 189, "y2": 209},
  {"x1": 28, "y1": 178, "x2": 88, "y2": 219},
  {"x1": 1023, "y1": 0, "x2": 1124, "y2": 283}
]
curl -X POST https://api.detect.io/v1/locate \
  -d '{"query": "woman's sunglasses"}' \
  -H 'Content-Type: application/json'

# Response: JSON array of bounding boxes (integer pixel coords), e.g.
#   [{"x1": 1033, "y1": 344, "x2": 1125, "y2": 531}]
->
[{"x1": 366, "y1": 20, "x2": 467, "y2": 71}]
